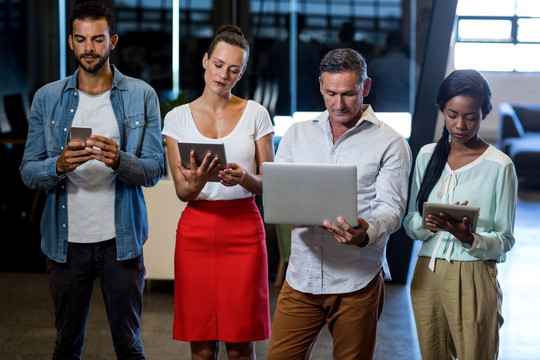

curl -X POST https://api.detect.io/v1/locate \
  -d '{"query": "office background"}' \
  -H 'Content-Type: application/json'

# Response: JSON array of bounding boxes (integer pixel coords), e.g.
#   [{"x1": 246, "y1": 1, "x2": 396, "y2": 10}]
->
[
  {"x1": 1, "y1": 1, "x2": 539, "y2": 358},
  {"x1": 3, "y1": 0, "x2": 540, "y2": 278}
]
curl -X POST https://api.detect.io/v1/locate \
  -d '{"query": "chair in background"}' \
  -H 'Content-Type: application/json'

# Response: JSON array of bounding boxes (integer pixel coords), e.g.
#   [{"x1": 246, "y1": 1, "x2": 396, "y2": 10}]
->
[
  {"x1": 498, "y1": 102, "x2": 540, "y2": 179},
  {"x1": 274, "y1": 223, "x2": 291, "y2": 287},
  {"x1": 1, "y1": 93, "x2": 42, "y2": 224},
  {"x1": 3, "y1": 93, "x2": 28, "y2": 139}
]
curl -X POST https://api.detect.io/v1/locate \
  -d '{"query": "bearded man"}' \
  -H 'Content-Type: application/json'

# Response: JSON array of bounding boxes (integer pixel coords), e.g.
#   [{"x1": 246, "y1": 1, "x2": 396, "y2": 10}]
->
[{"x1": 19, "y1": 2, "x2": 163, "y2": 358}]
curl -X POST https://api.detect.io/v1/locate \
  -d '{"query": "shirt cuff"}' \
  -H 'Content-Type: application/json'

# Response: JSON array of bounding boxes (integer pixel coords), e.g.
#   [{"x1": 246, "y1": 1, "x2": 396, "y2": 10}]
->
[{"x1": 462, "y1": 234, "x2": 479, "y2": 251}]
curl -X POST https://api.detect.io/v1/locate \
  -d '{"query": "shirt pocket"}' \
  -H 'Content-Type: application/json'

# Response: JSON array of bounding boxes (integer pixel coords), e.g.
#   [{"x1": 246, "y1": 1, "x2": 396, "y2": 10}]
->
[
  {"x1": 45, "y1": 117, "x2": 64, "y2": 156},
  {"x1": 123, "y1": 112, "x2": 146, "y2": 155}
]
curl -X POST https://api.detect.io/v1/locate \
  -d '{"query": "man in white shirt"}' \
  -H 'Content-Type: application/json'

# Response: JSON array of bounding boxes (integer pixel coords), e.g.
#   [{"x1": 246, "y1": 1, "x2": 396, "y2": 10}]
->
[{"x1": 266, "y1": 48, "x2": 412, "y2": 360}]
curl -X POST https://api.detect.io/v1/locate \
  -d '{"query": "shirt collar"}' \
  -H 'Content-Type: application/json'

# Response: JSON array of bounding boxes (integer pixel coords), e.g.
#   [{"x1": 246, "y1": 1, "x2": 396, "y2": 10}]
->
[
  {"x1": 314, "y1": 104, "x2": 381, "y2": 132},
  {"x1": 64, "y1": 65, "x2": 127, "y2": 92}
]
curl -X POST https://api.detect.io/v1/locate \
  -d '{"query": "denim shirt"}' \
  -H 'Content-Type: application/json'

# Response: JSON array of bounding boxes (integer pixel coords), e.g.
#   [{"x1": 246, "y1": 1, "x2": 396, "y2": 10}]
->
[{"x1": 19, "y1": 66, "x2": 164, "y2": 262}]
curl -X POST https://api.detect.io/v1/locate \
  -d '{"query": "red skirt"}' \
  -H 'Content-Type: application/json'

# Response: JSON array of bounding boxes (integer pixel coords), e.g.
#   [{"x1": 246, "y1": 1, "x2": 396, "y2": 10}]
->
[{"x1": 173, "y1": 197, "x2": 271, "y2": 342}]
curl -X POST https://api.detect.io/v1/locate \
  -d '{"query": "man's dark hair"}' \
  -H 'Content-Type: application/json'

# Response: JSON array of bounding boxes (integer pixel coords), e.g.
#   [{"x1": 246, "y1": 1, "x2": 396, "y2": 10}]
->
[
  {"x1": 70, "y1": 1, "x2": 115, "y2": 35},
  {"x1": 319, "y1": 48, "x2": 368, "y2": 84}
]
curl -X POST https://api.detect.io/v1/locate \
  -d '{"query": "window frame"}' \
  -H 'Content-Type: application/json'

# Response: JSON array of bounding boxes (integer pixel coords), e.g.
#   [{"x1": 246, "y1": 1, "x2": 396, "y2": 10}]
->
[{"x1": 454, "y1": 12, "x2": 540, "y2": 72}]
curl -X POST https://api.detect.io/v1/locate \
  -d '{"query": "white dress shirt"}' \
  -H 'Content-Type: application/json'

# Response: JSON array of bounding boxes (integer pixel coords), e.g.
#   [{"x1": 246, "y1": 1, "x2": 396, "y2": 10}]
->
[{"x1": 276, "y1": 105, "x2": 412, "y2": 294}]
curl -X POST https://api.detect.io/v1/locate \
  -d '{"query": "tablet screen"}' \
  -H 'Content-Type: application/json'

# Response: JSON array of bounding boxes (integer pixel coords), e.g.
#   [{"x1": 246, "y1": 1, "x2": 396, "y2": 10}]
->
[{"x1": 177, "y1": 141, "x2": 227, "y2": 182}]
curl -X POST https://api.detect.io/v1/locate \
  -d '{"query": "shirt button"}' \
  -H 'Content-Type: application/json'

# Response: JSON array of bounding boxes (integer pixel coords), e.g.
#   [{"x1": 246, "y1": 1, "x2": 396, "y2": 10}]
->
[
  {"x1": 62, "y1": 205, "x2": 65, "y2": 209},
  {"x1": 135, "y1": 121, "x2": 139, "y2": 125},
  {"x1": 61, "y1": 185, "x2": 65, "y2": 189},
  {"x1": 62, "y1": 224, "x2": 66, "y2": 228},
  {"x1": 60, "y1": 146, "x2": 64, "y2": 150},
  {"x1": 70, "y1": 109, "x2": 74, "y2": 113},
  {"x1": 51, "y1": 120, "x2": 55, "y2": 124}
]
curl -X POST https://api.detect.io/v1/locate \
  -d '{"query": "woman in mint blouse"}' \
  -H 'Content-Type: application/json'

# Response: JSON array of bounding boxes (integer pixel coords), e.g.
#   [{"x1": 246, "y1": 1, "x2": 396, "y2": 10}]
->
[{"x1": 403, "y1": 69, "x2": 517, "y2": 360}]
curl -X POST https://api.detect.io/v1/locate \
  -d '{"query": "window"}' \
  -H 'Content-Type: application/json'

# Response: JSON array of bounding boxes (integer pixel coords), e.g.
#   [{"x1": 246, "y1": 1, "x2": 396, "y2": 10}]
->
[
  {"x1": 454, "y1": 0, "x2": 540, "y2": 72},
  {"x1": 249, "y1": 0, "x2": 404, "y2": 116}
]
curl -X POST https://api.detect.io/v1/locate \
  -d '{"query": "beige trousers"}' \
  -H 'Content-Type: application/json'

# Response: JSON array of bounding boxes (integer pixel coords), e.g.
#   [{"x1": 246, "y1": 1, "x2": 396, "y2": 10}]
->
[{"x1": 411, "y1": 257, "x2": 504, "y2": 360}]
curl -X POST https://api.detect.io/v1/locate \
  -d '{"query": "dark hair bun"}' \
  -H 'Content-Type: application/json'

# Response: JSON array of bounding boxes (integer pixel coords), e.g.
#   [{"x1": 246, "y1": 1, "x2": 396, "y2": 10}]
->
[{"x1": 215, "y1": 24, "x2": 244, "y2": 38}]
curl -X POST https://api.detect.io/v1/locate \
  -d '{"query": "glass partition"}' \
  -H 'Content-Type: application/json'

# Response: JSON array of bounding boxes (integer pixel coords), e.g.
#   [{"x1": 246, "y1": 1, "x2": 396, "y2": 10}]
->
[
  {"x1": 248, "y1": 0, "x2": 406, "y2": 118},
  {"x1": 81, "y1": 0, "x2": 409, "y2": 118}
]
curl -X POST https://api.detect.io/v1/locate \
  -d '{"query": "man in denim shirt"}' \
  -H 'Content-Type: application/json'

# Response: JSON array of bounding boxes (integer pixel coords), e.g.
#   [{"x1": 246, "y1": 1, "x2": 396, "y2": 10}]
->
[{"x1": 19, "y1": 2, "x2": 163, "y2": 359}]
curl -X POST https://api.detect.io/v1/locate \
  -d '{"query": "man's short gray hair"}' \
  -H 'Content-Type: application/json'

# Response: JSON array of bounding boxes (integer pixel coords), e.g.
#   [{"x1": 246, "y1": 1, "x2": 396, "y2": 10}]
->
[{"x1": 319, "y1": 48, "x2": 368, "y2": 84}]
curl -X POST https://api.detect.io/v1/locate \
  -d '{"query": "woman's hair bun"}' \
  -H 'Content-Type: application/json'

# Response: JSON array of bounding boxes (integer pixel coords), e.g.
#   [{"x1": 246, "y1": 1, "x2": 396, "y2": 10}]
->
[{"x1": 215, "y1": 24, "x2": 244, "y2": 38}]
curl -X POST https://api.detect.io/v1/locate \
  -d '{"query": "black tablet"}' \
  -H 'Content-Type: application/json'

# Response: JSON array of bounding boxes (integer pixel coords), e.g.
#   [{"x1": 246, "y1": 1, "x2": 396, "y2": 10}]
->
[
  {"x1": 177, "y1": 141, "x2": 227, "y2": 182},
  {"x1": 422, "y1": 202, "x2": 480, "y2": 232}
]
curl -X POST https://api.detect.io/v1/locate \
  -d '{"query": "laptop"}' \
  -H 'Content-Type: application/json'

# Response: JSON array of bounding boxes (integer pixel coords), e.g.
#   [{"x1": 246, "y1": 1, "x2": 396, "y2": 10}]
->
[{"x1": 262, "y1": 162, "x2": 358, "y2": 226}]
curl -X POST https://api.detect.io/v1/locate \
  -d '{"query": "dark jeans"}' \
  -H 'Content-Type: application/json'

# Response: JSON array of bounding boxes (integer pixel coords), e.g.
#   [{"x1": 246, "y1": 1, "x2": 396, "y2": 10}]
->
[{"x1": 46, "y1": 239, "x2": 146, "y2": 360}]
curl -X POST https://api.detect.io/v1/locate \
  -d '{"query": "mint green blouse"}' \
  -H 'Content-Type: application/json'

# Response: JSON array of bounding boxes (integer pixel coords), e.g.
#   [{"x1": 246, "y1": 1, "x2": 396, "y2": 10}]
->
[{"x1": 404, "y1": 143, "x2": 517, "y2": 266}]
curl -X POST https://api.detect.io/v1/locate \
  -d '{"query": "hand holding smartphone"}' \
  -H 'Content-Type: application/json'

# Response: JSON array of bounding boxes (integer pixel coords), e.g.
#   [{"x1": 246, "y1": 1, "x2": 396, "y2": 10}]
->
[{"x1": 57, "y1": 126, "x2": 93, "y2": 173}]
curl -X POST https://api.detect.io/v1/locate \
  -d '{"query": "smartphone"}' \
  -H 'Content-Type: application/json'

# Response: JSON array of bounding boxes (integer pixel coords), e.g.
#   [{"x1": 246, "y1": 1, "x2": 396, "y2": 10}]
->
[{"x1": 69, "y1": 126, "x2": 92, "y2": 145}]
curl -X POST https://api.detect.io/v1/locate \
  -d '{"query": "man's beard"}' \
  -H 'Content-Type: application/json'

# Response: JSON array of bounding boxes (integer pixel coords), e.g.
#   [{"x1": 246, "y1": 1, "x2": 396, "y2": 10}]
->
[{"x1": 75, "y1": 50, "x2": 110, "y2": 73}]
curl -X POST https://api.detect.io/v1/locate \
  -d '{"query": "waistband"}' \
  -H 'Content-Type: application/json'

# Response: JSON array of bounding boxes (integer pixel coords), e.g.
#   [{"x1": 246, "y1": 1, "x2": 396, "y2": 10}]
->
[
  {"x1": 68, "y1": 238, "x2": 116, "y2": 247},
  {"x1": 187, "y1": 196, "x2": 255, "y2": 209}
]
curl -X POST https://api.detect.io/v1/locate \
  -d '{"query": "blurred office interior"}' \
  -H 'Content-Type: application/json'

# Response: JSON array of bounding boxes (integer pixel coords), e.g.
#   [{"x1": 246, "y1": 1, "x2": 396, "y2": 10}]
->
[{"x1": 1, "y1": 0, "x2": 539, "y2": 358}]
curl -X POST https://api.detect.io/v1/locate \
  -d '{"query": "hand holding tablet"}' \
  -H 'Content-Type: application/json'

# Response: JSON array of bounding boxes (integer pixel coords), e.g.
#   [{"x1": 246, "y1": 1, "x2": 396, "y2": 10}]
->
[
  {"x1": 177, "y1": 141, "x2": 228, "y2": 182},
  {"x1": 422, "y1": 202, "x2": 480, "y2": 232}
]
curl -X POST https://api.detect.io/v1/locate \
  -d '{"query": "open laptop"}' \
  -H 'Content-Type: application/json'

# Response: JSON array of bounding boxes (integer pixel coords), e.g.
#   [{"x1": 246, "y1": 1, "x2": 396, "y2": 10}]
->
[{"x1": 262, "y1": 162, "x2": 358, "y2": 226}]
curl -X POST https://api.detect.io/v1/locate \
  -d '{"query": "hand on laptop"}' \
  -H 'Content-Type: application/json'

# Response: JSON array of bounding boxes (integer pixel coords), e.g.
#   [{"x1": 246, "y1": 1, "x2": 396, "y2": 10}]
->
[{"x1": 321, "y1": 216, "x2": 369, "y2": 247}]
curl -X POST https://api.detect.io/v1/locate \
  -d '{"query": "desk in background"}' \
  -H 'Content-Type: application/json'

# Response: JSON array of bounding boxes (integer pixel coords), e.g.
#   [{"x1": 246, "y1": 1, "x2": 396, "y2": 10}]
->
[{"x1": 142, "y1": 178, "x2": 186, "y2": 280}]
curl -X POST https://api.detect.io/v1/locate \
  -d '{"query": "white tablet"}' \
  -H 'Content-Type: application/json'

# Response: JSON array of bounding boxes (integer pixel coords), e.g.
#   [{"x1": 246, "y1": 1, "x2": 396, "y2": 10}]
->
[
  {"x1": 422, "y1": 202, "x2": 480, "y2": 232},
  {"x1": 177, "y1": 141, "x2": 228, "y2": 182},
  {"x1": 262, "y1": 162, "x2": 358, "y2": 226}
]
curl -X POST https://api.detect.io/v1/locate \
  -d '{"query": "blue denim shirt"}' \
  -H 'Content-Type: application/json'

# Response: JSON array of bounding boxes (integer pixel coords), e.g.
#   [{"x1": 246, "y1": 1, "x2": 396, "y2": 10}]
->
[{"x1": 19, "y1": 66, "x2": 164, "y2": 262}]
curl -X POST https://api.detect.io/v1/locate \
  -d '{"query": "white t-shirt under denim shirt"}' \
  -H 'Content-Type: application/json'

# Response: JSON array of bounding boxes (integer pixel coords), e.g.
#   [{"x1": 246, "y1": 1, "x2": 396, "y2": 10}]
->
[
  {"x1": 67, "y1": 90, "x2": 119, "y2": 243},
  {"x1": 275, "y1": 105, "x2": 412, "y2": 294}
]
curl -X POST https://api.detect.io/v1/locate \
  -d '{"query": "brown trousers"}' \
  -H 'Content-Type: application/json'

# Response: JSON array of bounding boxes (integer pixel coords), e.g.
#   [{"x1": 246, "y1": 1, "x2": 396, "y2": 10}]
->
[{"x1": 267, "y1": 271, "x2": 384, "y2": 360}]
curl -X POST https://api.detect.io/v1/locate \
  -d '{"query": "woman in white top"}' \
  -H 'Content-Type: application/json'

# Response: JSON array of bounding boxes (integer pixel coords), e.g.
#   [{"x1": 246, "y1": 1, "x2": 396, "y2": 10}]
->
[
  {"x1": 162, "y1": 25, "x2": 274, "y2": 359},
  {"x1": 403, "y1": 69, "x2": 517, "y2": 360}
]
